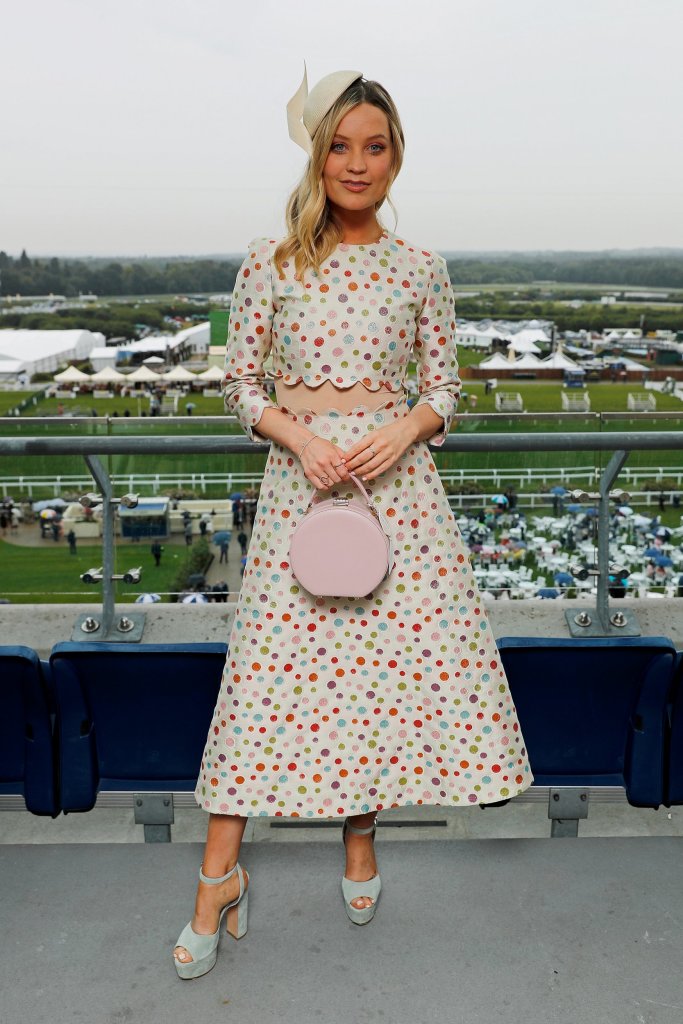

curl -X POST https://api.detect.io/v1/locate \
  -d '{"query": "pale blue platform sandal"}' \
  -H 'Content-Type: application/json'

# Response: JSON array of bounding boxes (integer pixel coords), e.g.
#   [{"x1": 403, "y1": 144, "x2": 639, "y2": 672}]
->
[
  {"x1": 341, "y1": 818, "x2": 382, "y2": 925},
  {"x1": 173, "y1": 861, "x2": 249, "y2": 980}
]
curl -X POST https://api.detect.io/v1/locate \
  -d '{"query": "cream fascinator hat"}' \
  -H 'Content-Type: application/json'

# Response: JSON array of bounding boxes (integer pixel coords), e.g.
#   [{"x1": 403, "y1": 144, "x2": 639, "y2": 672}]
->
[{"x1": 287, "y1": 61, "x2": 363, "y2": 156}]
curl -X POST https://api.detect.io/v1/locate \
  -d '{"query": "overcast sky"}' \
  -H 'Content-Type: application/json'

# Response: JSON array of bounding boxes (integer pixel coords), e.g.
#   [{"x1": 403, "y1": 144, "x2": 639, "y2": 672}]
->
[{"x1": 2, "y1": 0, "x2": 682, "y2": 257}]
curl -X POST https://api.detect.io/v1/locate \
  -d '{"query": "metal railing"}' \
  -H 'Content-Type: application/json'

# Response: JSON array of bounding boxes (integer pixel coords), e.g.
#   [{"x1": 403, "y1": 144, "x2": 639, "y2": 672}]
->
[
  {"x1": 3, "y1": 468, "x2": 683, "y2": 500},
  {"x1": 1, "y1": 425, "x2": 682, "y2": 639}
]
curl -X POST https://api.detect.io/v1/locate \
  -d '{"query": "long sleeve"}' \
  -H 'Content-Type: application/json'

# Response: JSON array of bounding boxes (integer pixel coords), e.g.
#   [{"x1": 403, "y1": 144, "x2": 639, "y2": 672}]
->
[
  {"x1": 221, "y1": 237, "x2": 275, "y2": 443},
  {"x1": 412, "y1": 253, "x2": 461, "y2": 446}
]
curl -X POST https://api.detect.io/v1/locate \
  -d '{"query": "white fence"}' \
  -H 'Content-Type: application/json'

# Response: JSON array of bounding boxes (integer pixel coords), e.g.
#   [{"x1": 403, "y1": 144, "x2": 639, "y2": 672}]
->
[{"x1": 2, "y1": 465, "x2": 683, "y2": 501}]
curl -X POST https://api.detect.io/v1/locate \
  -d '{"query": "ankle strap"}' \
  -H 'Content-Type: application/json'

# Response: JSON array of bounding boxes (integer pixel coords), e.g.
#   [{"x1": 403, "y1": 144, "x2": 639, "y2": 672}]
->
[
  {"x1": 344, "y1": 820, "x2": 377, "y2": 835},
  {"x1": 199, "y1": 862, "x2": 239, "y2": 885}
]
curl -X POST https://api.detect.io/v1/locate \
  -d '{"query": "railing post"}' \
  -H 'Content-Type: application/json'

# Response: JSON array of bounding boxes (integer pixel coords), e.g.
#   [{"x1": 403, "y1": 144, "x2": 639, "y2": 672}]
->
[
  {"x1": 596, "y1": 450, "x2": 629, "y2": 628},
  {"x1": 83, "y1": 455, "x2": 115, "y2": 637}
]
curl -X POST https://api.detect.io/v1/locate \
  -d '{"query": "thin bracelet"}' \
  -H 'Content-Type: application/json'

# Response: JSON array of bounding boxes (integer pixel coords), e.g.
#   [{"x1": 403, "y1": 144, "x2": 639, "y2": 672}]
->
[{"x1": 298, "y1": 435, "x2": 316, "y2": 459}]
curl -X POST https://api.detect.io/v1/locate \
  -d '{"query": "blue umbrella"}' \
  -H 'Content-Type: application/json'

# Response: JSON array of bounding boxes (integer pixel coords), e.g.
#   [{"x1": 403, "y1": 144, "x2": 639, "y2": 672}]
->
[
  {"x1": 566, "y1": 504, "x2": 584, "y2": 514},
  {"x1": 654, "y1": 555, "x2": 673, "y2": 567},
  {"x1": 553, "y1": 572, "x2": 574, "y2": 586},
  {"x1": 550, "y1": 486, "x2": 567, "y2": 496},
  {"x1": 537, "y1": 587, "x2": 560, "y2": 599},
  {"x1": 643, "y1": 546, "x2": 660, "y2": 557},
  {"x1": 213, "y1": 531, "x2": 232, "y2": 545},
  {"x1": 491, "y1": 494, "x2": 508, "y2": 505},
  {"x1": 229, "y1": 492, "x2": 244, "y2": 500}
]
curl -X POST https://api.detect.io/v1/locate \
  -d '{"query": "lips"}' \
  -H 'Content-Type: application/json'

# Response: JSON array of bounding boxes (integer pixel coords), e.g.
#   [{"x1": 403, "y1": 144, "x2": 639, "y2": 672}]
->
[{"x1": 341, "y1": 181, "x2": 370, "y2": 191}]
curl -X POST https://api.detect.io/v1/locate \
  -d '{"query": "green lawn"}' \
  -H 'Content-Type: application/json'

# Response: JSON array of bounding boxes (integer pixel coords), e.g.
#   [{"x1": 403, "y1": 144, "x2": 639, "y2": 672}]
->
[
  {"x1": 23, "y1": 392, "x2": 225, "y2": 418},
  {"x1": 0, "y1": 391, "x2": 35, "y2": 415},
  {"x1": 457, "y1": 380, "x2": 683, "y2": 414},
  {"x1": 0, "y1": 538, "x2": 193, "y2": 603}
]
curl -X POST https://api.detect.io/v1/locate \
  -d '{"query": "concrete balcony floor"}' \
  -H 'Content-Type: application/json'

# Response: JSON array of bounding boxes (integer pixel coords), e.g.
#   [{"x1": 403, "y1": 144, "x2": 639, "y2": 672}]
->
[{"x1": 2, "y1": 826, "x2": 683, "y2": 1024}]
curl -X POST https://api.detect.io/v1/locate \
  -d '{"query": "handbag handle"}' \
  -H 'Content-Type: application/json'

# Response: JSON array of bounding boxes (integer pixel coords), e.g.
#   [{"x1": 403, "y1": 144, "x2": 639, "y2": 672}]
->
[
  {"x1": 304, "y1": 469, "x2": 392, "y2": 540},
  {"x1": 308, "y1": 469, "x2": 372, "y2": 510}
]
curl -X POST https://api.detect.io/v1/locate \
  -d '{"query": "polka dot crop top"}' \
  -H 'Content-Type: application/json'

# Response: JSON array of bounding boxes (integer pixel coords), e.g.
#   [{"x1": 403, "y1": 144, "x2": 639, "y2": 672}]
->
[{"x1": 221, "y1": 227, "x2": 461, "y2": 446}]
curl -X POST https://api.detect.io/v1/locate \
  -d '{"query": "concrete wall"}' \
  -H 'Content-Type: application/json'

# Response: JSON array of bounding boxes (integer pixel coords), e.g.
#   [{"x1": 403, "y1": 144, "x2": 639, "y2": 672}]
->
[{"x1": 5, "y1": 599, "x2": 681, "y2": 657}]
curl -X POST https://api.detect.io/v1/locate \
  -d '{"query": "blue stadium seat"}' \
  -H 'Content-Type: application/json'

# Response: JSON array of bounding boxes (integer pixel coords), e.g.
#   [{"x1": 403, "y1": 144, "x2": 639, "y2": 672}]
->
[
  {"x1": 0, "y1": 646, "x2": 58, "y2": 815},
  {"x1": 497, "y1": 636, "x2": 677, "y2": 807},
  {"x1": 665, "y1": 651, "x2": 683, "y2": 805},
  {"x1": 50, "y1": 642, "x2": 228, "y2": 811}
]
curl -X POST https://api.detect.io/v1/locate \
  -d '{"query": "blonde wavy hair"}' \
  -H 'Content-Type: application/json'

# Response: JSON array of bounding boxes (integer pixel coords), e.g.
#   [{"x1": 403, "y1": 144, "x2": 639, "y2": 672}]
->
[{"x1": 273, "y1": 78, "x2": 405, "y2": 280}]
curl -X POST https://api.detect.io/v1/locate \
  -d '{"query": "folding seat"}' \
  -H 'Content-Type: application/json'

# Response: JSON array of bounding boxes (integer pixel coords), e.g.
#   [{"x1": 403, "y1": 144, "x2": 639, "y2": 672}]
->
[
  {"x1": 50, "y1": 642, "x2": 227, "y2": 812},
  {"x1": 0, "y1": 646, "x2": 58, "y2": 815},
  {"x1": 497, "y1": 636, "x2": 677, "y2": 807}
]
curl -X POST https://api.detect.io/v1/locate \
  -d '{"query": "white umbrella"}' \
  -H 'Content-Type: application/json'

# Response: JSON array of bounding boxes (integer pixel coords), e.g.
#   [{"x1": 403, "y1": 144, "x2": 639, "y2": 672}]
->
[
  {"x1": 135, "y1": 593, "x2": 161, "y2": 603},
  {"x1": 142, "y1": 356, "x2": 165, "y2": 366},
  {"x1": 33, "y1": 498, "x2": 68, "y2": 511},
  {"x1": 54, "y1": 365, "x2": 90, "y2": 382},
  {"x1": 181, "y1": 592, "x2": 208, "y2": 603}
]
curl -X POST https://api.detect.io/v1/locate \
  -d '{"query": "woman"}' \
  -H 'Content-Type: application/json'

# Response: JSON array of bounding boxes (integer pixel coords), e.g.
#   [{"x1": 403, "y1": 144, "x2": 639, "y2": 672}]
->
[{"x1": 174, "y1": 64, "x2": 534, "y2": 979}]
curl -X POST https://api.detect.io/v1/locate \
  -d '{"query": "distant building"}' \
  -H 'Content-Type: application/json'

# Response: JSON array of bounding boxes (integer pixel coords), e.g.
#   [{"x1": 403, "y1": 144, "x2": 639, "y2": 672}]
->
[{"x1": 0, "y1": 328, "x2": 103, "y2": 378}]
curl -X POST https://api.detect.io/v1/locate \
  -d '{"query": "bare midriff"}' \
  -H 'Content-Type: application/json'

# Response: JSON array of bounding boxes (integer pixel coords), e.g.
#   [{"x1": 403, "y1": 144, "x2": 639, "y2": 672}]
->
[{"x1": 274, "y1": 378, "x2": 402, "y2": 414}]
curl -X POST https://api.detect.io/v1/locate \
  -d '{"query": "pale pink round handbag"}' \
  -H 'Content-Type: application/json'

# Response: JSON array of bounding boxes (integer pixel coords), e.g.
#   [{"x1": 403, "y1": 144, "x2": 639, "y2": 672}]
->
[{"x1": 289, "y1": 471, "x2": 394, "y2": 598}]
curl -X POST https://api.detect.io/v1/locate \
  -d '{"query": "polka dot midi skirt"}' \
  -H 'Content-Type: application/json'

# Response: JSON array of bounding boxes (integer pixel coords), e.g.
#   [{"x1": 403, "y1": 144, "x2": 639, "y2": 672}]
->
[{"x1": 194, "y1": 397, "x2": 534, "y2": 818}]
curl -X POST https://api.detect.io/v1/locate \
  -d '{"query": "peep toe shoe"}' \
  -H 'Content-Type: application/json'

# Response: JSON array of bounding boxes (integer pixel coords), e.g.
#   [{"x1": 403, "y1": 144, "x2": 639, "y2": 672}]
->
[
  {"x1": 341, "y1": 818, "x2": 382, "y2": 925},
  {"x1": 173, "y1": 861, "x2": 249, "y2": 980}
]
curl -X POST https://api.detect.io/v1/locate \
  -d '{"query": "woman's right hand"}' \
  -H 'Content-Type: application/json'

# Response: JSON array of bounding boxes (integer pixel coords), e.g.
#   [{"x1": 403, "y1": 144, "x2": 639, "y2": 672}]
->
[{"x1": 298, "y1": 435, "x2": 350, "y2": 491}]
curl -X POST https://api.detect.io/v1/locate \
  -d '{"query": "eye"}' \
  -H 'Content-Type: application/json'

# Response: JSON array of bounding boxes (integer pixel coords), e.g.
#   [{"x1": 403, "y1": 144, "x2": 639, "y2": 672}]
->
[{"x1": 331, "y1": 142, "x2": 386, "y2": 154}]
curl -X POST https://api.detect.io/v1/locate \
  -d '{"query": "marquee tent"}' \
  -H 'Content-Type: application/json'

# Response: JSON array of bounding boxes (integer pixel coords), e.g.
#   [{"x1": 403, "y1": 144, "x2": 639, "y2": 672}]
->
[
  {"x1": 53, "y1": 365, "x2": 91, "y2": 383},
  {"x1": 162, "y1": 365, "x2": 197, "y2": 381},
  {"x1": 0, "y1": 329, "x2": 103, "y2": 376}
]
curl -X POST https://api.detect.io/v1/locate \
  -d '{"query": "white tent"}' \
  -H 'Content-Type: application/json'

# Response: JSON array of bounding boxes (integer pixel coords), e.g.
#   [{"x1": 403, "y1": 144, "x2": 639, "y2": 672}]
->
[
  {"x1": 90, "y1": 366, "x2": 127, "y2": 382},
  {"x1": 126, "y1": 365, "x2": 162, "y2": 382},
  {"x1": 196, "y1": 365, "x2": 224, "y2": 381},
  {"x1": 514, "y1": 352, "x2": 543, "y2": 368},
  {"x1": 54, "y1": 365, "x2": 91, "y2": 382},
  {"x1": 479, "y1": 353, "x2": 519, "y2": 370},
  {"x1": 88, "y1": 346, "x2": 118, "y2": 371},
  {"x1": 0, "y1": 329, "x2": 104, "y2": 376},
  {"x1": 0, "y1": 358, "x2": 26, "y2": 379},
  {"x1": 162, "y1": 365, "x2": 197, "y2": 381},
  {"x1": 173, "y1": 322, "x2": 211, "y2": 354},
  {"x1": 512, "y1": 327, "x2": 550, "y2": 345},
  {"x1": 508, "y1": 337, "x2": 541, "y2": 354},
  {"x1": 542, "y1": 351, "x2": 579, "y2": 369}
]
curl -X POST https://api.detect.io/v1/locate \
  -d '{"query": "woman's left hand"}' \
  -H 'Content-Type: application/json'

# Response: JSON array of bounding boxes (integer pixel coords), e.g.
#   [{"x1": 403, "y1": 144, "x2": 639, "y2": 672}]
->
[{"x1": 342, "y1": 420, "x2": 416, "y2": 482}]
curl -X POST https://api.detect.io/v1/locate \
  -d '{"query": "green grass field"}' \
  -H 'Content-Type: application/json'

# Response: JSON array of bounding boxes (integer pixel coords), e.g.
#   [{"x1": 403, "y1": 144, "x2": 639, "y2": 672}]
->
[
  {"x1": 0, "y1": 391, "x2": 35, "y2": 415},
  {"x1": 0, "y1": 538, "x2": 196, "y2": 603}
]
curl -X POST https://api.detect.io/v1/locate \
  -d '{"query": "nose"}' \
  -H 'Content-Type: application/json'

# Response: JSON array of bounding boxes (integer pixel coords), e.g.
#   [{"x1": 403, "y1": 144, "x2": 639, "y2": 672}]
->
[{"x1": 346, "y1": 150, "x2": 368, "y2": 173}]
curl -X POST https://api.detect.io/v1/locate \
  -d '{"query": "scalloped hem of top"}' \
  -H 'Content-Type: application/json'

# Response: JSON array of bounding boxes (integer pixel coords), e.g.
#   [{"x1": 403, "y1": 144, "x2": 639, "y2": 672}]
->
[
  {"x1": 273, "y1": 372, "x2": 402, "y2": 391},
  {"x1": 278, "y1": 396, "x2": 409, "y2": 418}
]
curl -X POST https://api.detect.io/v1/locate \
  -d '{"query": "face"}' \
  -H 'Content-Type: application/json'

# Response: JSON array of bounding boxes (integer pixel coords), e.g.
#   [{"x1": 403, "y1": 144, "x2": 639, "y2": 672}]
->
[{"x1": 322, "y1": 103, "x2": 393, "y2": 214}]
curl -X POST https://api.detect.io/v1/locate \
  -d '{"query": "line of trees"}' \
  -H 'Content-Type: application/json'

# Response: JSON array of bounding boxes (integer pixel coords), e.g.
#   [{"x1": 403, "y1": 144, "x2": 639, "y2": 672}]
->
[{"x1": 2, "y1": 249, "x2": 683, "y2": 298}]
